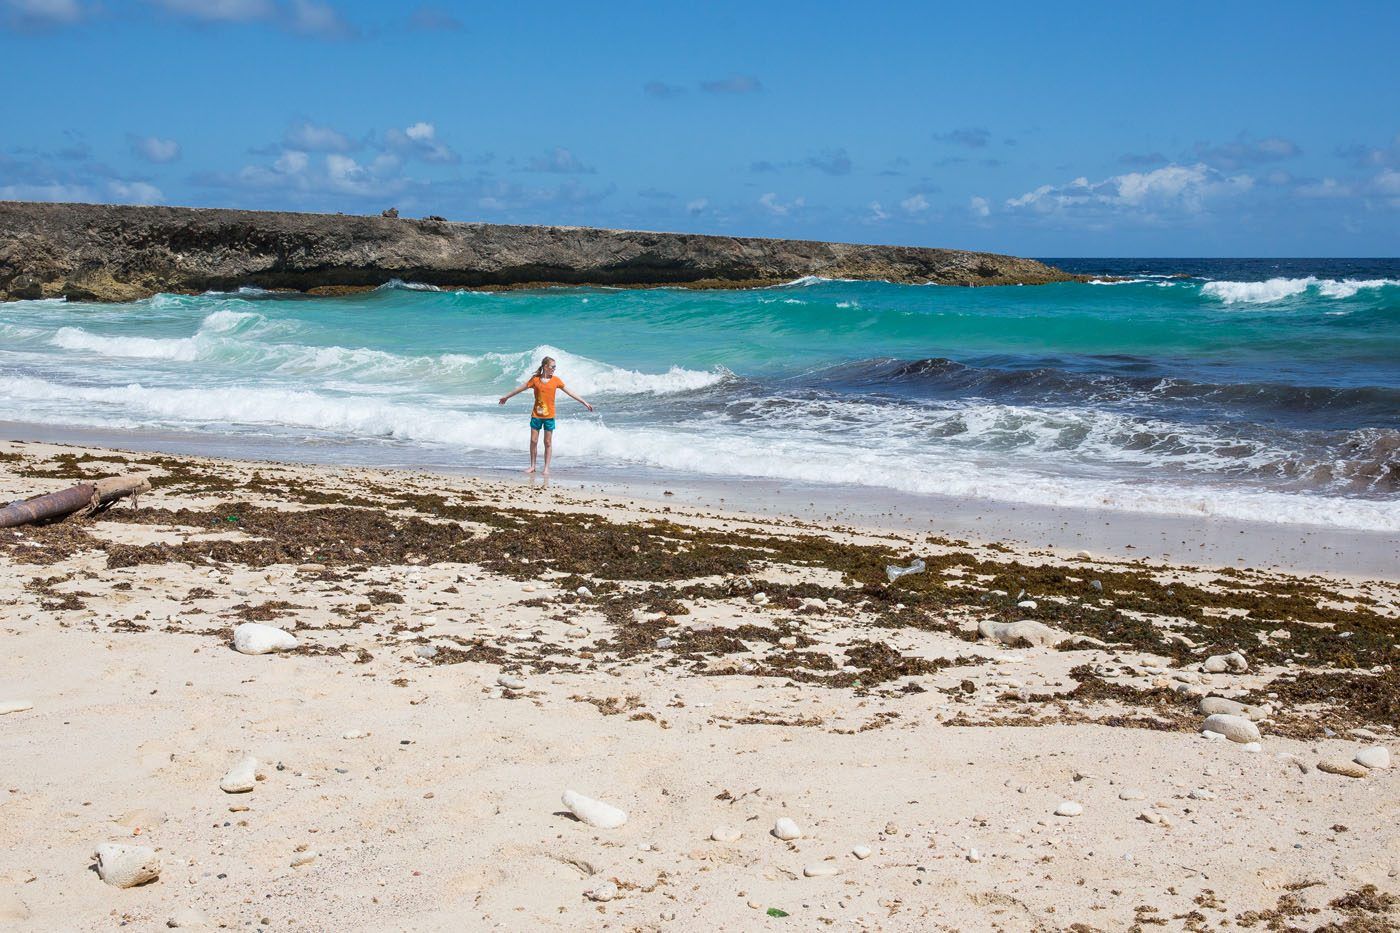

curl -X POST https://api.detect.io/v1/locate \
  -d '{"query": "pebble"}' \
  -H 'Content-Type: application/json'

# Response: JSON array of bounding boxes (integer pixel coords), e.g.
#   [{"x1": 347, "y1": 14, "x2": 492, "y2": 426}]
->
[
  {"x1": 219, "y1": 756, "x2": 259, "y2": 794},
  {"x1": 710, "y1": 826, "x2": 742, "y2": 843},
  {"x1": 772, "y1": 817, "x2": 803, "y2": 840},
  {"x1": 1138, "y1": 810, "x2": 1161, "y2": 824},
  {"x1": 166, "y1": 907, "x2": 208, "y2": 928},
  {"x1": 231, "y1": 622, "x2": 298, "y2": 655},
  {"x1": 290, "y1": 852, "x2": 318, "y2": 868},
  {"x1": 341, "y1": 730, "x2": 366, "y2": 740},
  {"x1": 778, "y1": 636, "x2": 798, "y2": 648},
  {"x1": 1202, "y1": 655, "x2": 1230, "y2": 673},
  {"x1": 800, "y1": 597, "x2": 827, "y2": 611},
  {"x1": 967, "y1": 848, "x2": 982, "y2": 863},
  {"x1": 0, "y1": 700, "x2": 33, "y2": 716},
  {"x1": 561, "y1": 789, "x2": 628, "y2": 829},
  {"x1": 497, "y1": 674, "x2": 526, "y2": 691},
  {"x1": 1318, "y1": 758, "x2": 1369, "y2": 779},
  {"x1": 94, "y1": 842, "x2": 161, "y2": 888},
  {"x1": 978, "y1": 619, "x2": 1067, "y2": 648},
  {"x1": 1198, "y1": 696, "x2": 1265, "y2": 720},
  {"x1": 1054, "y1": 801, "x2": 1083, "y2": 817},
  {"x1": 803, "y1": 864, "x2": 840, "y2": 877},
  {"x1": 1017, "y1": 600, "x2": 1037, "y2": 609},
  {"x1": 585, "y1": 881, "x2": 618, "y2": 902},
  {"x1": 295, "y1": 563, "x2": 326, "y2": 573},
  {"x1": 1118, "y1": 788, "x2": 1146, "y2": 801},
  {"x1": 413, "y1": 645, "x2": 438, "y2": 659},
  {"x1": 1201, "y1": 714, "x2": 1261, "y2": 744},
  {"x1": 576, "y1": 586, "x2": 593, "y2": 597},
  {"x1": 751, "y1": 592, "x2": 769, "y2": 605},
  {"x1": 1075, "y1": 550, "x2": 1093, "y2": 560},
  {"x1": 1355, "y1": 747, "x2": 1391, "y2": 770},
  {"x1": 852, "y1": 845, "x2": 872, "y2": 860},
  {"x1": 1189, "y1": 789, "x2": 1216, "y2": 800}
]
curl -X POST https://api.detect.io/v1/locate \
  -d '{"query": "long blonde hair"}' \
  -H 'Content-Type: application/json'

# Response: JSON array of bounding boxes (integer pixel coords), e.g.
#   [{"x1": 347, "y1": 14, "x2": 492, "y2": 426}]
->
[{"x1": 532, "y1": 356, "x2": 556, "y2": 379}]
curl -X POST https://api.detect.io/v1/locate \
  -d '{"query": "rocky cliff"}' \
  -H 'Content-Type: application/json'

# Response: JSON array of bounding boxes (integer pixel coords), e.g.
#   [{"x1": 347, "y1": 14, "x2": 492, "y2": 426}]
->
[{"x1": 0, "y1": 201, "x2": 1076, "y2": 302}]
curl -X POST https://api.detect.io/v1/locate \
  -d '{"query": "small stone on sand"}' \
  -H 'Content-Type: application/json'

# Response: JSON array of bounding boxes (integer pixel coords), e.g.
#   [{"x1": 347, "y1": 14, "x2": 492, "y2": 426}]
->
[
  {"x1": 1355, "y1": 747, "x2": 1391, "y2": 770},
  {"x1": 219, "y1": 756, "x2": 259, "y2": 794},
  {"x1": 1318, "y1": 758, "x2": 1368, "y2": 779},
  {"x1": 561, "y1": 789, "x2": 628, "y2": 829},
  {"x1": 232, "y1": 622, "x2": 297, "y2": 655},
  {"x1": 772, "y1": 817, "x2": 803, "y2": 840},
  {"x1": 94, "y1": 842, "x2": 160, "y2": 888}
]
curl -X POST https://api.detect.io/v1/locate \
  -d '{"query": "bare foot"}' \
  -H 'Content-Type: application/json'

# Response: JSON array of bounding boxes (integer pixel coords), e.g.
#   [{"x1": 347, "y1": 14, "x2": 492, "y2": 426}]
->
[
  {"x1": 524, "y1": 466, "x2": 536, "y2": 474},
  {"x1": 541, "y1": 468, "x2": 550, "y2": 477}
]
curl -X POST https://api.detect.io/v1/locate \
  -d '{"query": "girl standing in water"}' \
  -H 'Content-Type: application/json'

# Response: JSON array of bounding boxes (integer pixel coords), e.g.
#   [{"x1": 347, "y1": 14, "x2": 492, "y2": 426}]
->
[{"x1": 498, "y1": 356, "x2": 594, "y2": 475}]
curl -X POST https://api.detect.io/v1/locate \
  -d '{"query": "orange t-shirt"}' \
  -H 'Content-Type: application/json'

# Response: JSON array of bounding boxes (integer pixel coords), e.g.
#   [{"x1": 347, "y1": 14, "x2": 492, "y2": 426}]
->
[{"x1": 527, "y1": 375, "x2": 564, "y2": 419}]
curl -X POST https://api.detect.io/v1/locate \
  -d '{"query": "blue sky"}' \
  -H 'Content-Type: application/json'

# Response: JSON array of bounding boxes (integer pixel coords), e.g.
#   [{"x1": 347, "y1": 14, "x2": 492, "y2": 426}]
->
[{"x1": 2, "y1": 0, "x2": 1397, "y2": 255}]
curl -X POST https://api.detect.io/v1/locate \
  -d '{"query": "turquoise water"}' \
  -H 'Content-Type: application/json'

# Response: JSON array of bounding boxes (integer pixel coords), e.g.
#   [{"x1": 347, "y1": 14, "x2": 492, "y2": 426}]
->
[{"x1": 1, "y1": 262, "x2": 1397, "y2": 530}]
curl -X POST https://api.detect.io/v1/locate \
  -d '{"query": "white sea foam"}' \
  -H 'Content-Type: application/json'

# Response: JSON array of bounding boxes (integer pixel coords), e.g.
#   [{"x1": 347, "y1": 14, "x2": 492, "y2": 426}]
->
[
  {"x1": 769, "y1": 275, "x2": 861, "y2": 288},
  {"x1": 38, "y1": 315, "x2": 729, "y2": 396},
  {"x1": 1, "y1": 372, "x2": 1394, "y2": 533},
  {"x1": 51, "y1": 326, "x2": 201, "y2": 360},
  {"x1": 376, "y1": 279, "x2": 442, "y2": 291},
  {"x1": 1201, "y1": 276, "x2": 1398, "y2": 304},
  {"x1": 1317, "y1": 278, "x2": 1397, "y2": 299}
]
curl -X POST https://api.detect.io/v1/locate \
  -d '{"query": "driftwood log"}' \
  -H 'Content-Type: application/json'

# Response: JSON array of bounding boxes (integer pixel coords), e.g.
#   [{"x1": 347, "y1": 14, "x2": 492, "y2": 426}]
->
[{"x1": 0, "y1": 475, "x2": 151, "y2": 528}]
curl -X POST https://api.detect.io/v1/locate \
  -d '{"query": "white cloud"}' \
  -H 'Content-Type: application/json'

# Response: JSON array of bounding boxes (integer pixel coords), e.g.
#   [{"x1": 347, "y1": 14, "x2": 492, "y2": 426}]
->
[
  {"x1": 287, "y1": 0, "x2": 352, "y2": 38},
  {"x1": 4, "y1": 0, "x2": 85, "y2": 26},
  {"x1": 1296, "y1": 177, "x2": 1352, "y2": 199},
  {"x1": 384, "y1": 122, "x2": 458, "y2": 164},
  {"x1": 0, "y1": 181, "x2": 91, "y2": 201},
  {"x1": 130, "y1": 134, "x2": 181, "y2": 163},
  {"x1": 1005, "y1": 163, "x2": 1252, "y2": 217},
  {"x1": 524, "y1": 147, "x2": 594, "y2": 174},
  {"x1": 284, "y1": 120, "x2": 356, "y2": 152},
  {"x1": 144, "y1": 0, "x2": 353, "y2": 37},
  {"x1": 146, "y1": 0, "x2": 272, "y2": 21},
  {"x1": 685, "y1": 198, "x2": 708, "y2": 215},
  {"x1": 107, "y1": 180, "x2": 163, "y2": 203},
  {"x1": 273, "y1": 149, "x2": 308, "y2": 174},
  {"x1": 968, "y1": 196, "x2": 990, "y2": 218},
  {"x1": 865, "y1": 200, "x2": 889, "y2": 222},
  {"x1": 900, "y1": 193, "x2": 929, "y2": 214},
  {"x1": 758, "y1": 192, "x2": 804, "y2": 216}
]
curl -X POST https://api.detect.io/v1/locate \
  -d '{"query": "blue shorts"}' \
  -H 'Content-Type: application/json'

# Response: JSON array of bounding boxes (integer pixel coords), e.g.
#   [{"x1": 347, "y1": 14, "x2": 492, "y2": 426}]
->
[{"x1": 530, "y1": 417, "x2": 556, "y2": 431}]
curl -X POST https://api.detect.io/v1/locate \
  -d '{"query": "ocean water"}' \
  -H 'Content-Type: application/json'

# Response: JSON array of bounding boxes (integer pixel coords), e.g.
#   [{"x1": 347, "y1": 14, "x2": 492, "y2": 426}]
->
[{"x1": 1, "y1": 258, "x2": 1397, "y2": 531}]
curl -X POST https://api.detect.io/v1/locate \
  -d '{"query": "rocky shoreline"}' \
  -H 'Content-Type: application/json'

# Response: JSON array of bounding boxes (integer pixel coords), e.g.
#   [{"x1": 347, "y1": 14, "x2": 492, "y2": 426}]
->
[{"x1": 0, "y1": 201, "x2": 1079, "y2": 302}]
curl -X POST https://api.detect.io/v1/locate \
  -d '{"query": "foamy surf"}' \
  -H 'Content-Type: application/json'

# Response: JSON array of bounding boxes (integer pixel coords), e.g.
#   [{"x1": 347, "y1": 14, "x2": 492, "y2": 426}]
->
[
  {"x1": 2, "y1": 260, "x2": 1395, "y2": 532},
  {"x1": 1201, "y1": 276, "x2": 1398, "y2": 304}
]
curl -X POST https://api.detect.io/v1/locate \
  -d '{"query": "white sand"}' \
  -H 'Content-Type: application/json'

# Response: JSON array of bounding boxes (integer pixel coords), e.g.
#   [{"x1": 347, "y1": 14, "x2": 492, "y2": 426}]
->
[{"x1": 0, "y1": 440, "x2": 1395, "y2": 931}]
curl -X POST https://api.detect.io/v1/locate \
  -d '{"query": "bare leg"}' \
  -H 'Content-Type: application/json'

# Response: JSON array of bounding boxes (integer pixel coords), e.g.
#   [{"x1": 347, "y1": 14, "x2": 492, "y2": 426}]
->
[
  {"x1": 541, "y1": 429, "x2": 554, "y2": 475},
  {"x1": 525, "y1": 428, "x2": 539, "y2": 473}
]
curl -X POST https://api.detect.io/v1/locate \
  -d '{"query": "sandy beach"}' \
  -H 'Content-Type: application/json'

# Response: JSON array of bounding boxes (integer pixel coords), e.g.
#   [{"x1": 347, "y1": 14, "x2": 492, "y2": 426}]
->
[{"x1": 1, "y1": 439, "x2": 1396, "y2": 932}]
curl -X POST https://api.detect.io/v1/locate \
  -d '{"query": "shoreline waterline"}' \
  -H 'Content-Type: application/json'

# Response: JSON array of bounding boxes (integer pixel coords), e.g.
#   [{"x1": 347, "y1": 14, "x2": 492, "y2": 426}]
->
[{"x1": 5, "y1": 424, "x2": 1396, "y2": 582}]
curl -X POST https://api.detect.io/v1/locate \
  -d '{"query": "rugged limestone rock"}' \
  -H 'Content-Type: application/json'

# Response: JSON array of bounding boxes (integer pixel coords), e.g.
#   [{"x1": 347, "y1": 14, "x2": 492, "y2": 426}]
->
[{"x1": 0, "y1": 201, "x2": 1080, "y2": 302}]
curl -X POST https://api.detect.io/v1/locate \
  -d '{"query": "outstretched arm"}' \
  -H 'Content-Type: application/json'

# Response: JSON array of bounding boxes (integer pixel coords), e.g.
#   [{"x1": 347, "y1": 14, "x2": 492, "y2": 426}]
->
[
  {"x1": 498, "y1": 381, "x2": 531, "y2": 405},
  {"x1": 562, "y1": 387, "x2": 594, "y2": 412}
]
